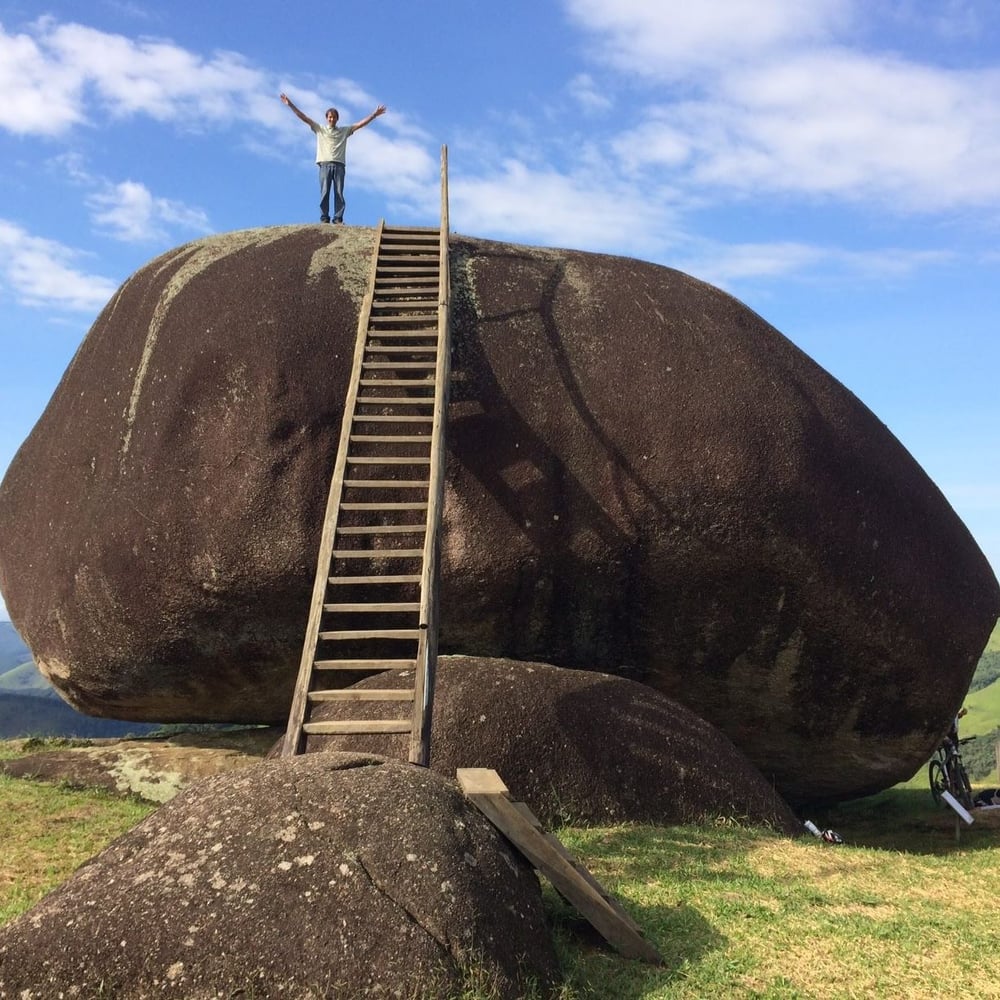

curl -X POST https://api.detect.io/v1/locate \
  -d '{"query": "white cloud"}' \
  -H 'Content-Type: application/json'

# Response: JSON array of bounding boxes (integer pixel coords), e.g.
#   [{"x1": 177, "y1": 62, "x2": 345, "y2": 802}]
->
[
  {"x1": 0, "y1": 220, "x2": 117, "y2": 311},
  {"x1": 10, "y1": 18, "x2": 268, "y2": 129},
  {"x1": 564, "y1": 0, "x2": 852, "y2": 78},
  {"x1": 564, "y1": 1, "x2": 1000, "y2": 214},
  {"x1": 450, "y1": 158, "x2": 681, "y2": 255},
  {"x1": 87, "y1": 180, "x2": 211, "y2": 243},
  {"x1": 566, "y1": 73, "x2": 612, "y2": 112},
  {"x1": 0, "y1": 20, "x2": 87, "y2": 134},
  {"x1": 674, "y1": 240, "x2": 952, "y2": 288}
]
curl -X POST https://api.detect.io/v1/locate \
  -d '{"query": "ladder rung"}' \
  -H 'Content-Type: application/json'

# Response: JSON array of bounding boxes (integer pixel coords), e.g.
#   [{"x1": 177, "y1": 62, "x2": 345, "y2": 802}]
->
[
  {"x1": 326, "y1": 576, "x2": 421, "y2": 584},
  {"x1": 303, "y1": 720, "x2": 413, "y2": 735},
  {"x1": 340, "y1": 479, "x2": 428, "y2": 488},
  {"x1": 332, "y1": 549, "x2": 424, "y2": 559},
  {"x1": 349, "y1": 435, "x2": 430, "y2": 443},
  {"x1": 320, "y1": 628, "x2": 422, "y2": 640},
  {"x1": 340, "y1": 503, "x2": 428, "y2": 510},
  {"x1": 335, "y1": 526, "x2": 425, "y2": 536},
  {"x1": 308, "y1": 688, "x2": 415, "y2": 702},
  {"x1": 362, "y1": 362, "x2": 436, "y2": 370},
  {"x1": 364, "y1": 331, "x2": 438, "y2": 338},
  {"x1": 365, "y1": 342, "x2": 437, "y2": 354},
  {"x1": 352, "y1": 412, "x2": 433, "y2": 420},
  {"x1": 370, "y1": 315, "x2": 437, "y2": 324},
  {"x1": 323, "y1": 601, "x2": 421, "y2": 611},
  {"x1": 346, "y1": 456, "x2": 431, "y2": 465},
  {"x1": 359, "y1": 379, "x2": 435, "y2": 387},
  {"x1": 371, "y1": 300, "x2": 438, "y2": 309},
  {"x1": 379, "y1": 237, "x2": 439, "y2": 245},
  {"x1": 315, "y1": 657, "x2": 416, "y2": 670}
]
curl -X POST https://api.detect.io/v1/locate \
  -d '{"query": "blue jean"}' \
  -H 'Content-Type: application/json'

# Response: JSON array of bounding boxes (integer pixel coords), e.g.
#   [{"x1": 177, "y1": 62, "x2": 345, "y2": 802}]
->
[{"x1": 318, "y1": 161, "x2": 346, "y2": 223}]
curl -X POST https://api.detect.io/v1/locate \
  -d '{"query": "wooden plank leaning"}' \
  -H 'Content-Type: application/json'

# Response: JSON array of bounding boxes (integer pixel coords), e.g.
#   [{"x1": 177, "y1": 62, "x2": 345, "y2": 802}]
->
[{"x1": 456, "y1": 768, "x2": 663, "y2": 965}]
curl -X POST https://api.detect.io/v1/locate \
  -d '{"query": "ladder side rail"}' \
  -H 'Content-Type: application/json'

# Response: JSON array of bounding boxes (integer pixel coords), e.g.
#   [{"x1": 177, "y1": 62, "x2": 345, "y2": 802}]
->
[
  {"x1": 410, "y1": 147, "x2": 451, "y2": 765},
  {"x1": 281, "y1": 219, "x2": 387, "y2": 757}
]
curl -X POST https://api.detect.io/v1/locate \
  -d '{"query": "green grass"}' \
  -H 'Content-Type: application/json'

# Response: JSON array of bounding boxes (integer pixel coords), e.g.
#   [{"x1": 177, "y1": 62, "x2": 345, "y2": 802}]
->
[
  {"x1": 550, "y1": 792, "x2": 1000, "y2": 999},
  {"x1": 986, "y1": 621, "x2": 1000, "y2": 654},
  {"x1": 2, "y1": 742, "x2": 998, "y2": 999},
  {"x1": 0, "y1": 768, "x2": 154, "y2": 924}
]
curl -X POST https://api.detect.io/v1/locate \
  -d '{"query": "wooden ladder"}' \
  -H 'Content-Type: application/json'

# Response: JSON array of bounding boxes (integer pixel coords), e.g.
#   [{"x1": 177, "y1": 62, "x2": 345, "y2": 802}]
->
[{"x1": 281, "y1": 150, "x2": 451, "y2": 765}]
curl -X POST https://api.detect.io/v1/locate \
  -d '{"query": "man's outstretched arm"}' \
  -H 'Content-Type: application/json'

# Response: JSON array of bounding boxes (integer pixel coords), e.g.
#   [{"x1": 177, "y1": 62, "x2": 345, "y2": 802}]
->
[
  {"x1": 350, "y1": 105, "x2": 387, "y2": 131},
  {"x1": 280, "y1": 93, "x2": 319, "y2": 130}
]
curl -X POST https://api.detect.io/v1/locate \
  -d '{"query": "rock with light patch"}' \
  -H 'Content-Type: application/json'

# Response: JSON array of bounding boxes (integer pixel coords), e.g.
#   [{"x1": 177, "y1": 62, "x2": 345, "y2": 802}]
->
[
  {"x1": 295, "y1": 655, "x2": 802, "y2": 826},
  {"x1": 0, "y1": 752, "x2": 558, "y2": 999}
]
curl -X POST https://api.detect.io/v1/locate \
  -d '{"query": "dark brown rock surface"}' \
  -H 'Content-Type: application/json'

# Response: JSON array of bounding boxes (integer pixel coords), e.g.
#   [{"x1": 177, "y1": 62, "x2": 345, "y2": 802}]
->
[
  {"x1": 0, "y1": 752, "x2": 559, "y2": 1000},
  {"x1": 291, "y1": 655, "x2": 802, "y2": 824},
  {"x1": 0, "y1": 225, "x2": 996, "y2": 801}
]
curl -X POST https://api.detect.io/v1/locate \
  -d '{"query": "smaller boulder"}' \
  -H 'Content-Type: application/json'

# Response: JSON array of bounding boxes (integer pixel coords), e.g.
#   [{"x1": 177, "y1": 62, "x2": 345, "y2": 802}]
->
[
  {"x1": 0, "y1": 752, "x2": 559, "y2": 1000},
  {"x1": 295, "y1": 655, "x2": 800, "y2": 833}
]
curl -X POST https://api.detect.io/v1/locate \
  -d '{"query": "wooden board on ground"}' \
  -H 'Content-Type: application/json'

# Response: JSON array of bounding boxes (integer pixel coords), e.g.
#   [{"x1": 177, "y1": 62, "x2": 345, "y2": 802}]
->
[{"x1": 456, "y1": 767, "x2": 663, "y2": 965}]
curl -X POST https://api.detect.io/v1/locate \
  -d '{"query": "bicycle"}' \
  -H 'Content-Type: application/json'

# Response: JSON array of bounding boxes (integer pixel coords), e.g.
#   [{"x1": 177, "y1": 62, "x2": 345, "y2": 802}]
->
[{"x1": 928, "y1": 726, "x2": 975, "y2": 812}]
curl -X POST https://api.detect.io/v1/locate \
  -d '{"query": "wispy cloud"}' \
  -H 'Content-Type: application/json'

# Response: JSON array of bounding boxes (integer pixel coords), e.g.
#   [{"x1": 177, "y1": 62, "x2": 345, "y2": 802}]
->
[
  {"x1": 672, "y1": 240, "x2": 952, "y2": 289},
  {"x1": 565, "y1": 0, "x2": 853, "y2": 78},
  {"x1": 0, "y1": 220, "x2": 117, "y2": 311},
  {"x1": 87, "y1": 180, "x2": 211, "y2": 243},
  {"x1": 51, "y1": 153, "x2": 212, "y2": 244},
  {"x1": 564, "y1": 0, "x2": 1000, "y2": 214}
]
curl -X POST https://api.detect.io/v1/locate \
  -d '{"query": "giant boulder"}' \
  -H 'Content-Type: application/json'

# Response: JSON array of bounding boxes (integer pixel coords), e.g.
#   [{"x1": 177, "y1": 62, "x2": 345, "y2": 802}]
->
[
  {"x1": 0, "y1": 752, "x2": 559, "y2": 999},
  {"x1": 0, "y1": 224, "x2": 996, "y2": 801}
]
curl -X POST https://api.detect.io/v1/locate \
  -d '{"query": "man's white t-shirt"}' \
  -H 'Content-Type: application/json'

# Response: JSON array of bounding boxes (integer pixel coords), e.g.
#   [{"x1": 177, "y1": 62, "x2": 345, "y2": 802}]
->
[{"x1": 311, "y1": 124, "x2": 356, "y2": 164}]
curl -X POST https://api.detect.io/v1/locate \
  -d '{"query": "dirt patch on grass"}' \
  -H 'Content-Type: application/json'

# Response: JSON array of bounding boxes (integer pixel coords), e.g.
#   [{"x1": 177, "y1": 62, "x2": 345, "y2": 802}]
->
[{"x1": 0, "y1": 729, "x2": 280, "y2": 802}]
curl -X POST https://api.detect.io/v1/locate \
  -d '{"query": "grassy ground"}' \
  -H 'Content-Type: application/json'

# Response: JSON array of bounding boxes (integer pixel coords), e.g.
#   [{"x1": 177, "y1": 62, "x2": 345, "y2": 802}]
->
[
  {"x1": 2, "y1": 742, "x2": 999, "y2": 999},
  {"x1": 550, "y1": 790, "x2": 1000, "y2": 999},
  {"x1": 0, "y1": 769, "x2": 154, "y2": 923}
]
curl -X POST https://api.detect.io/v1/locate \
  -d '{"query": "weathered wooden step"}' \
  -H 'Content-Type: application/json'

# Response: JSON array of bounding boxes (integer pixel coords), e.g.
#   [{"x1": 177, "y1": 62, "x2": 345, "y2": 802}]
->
[
  {"x1": 359, "y1": 378, "x2": 435, "y2": 387},
  {"x1": 314, "y1": 657, "x2": 416, "y2": 670},
  {"x1": 362, "y1": 362, "x2": 437, "y2": 370},
  {"x1": 352, "y1": 411, "x2": 434, "y2": 419},
  {"x1": 343, "y1": 480, "x2": 429, "y2": 488},
  {"x1": 346, "y1": 456, "x2": 431, "y2": 465},
  {"x1": 323, "y1": 601, "x2": 421, "y2": 611},
  {"x1": 325, "y1": 575, "x2": 421, "y2": 585},
  {"x1": 365, "y1": 327, "x2": 438, "y2": 348},
  {"x1": 308, "y1": 688, "x2": 415, "y2": 702},
  {"x1": 335, "y1": 526, "x2": 425, "y2": 537},
  {"x1": 364, "y1": 346, "x2": 437, "y2": 355},
  {"x1": 340, "y1": 502, "x2": 428, "y2": 511},
  {"x1": 320, "y1": 628, "x2": 422, "y2": 640},
  {"x1": 349, "y1": 434, "x2": 431, "y2": 444},
  {"x1": 303, "y1": 720, "x2": 412, "y2": 735},
  {"x1": 332, "y1": 548, "x2": 424, "y2": 559}
]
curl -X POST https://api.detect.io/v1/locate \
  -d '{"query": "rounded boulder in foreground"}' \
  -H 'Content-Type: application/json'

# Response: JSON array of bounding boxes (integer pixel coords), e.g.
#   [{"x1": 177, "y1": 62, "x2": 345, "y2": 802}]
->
[
  {"x1": 295, "y1": 655, "x2": 802, "y2": 828},
  {"x1": 0, "y1": 753, "x2": 559, "y2": 1000}
]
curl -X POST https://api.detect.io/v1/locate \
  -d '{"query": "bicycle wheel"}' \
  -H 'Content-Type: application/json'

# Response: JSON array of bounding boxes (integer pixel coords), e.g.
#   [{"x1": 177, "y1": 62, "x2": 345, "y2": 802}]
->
[
  {"x1": 929, "y1": 759, "x2": 948, "y2": 806},
  {"x1": 952, "y1": 761, "x2": 975, "y2": 810}
]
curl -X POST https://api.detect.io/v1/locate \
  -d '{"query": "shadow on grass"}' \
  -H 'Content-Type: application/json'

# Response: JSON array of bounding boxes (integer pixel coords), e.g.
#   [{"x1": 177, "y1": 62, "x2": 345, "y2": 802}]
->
[
  {"x1": 549, "y1": 892, "x2": 726, "y2": 999},
  {"x1": 807, "y1": 786, "x2": 1000, "y2": 855}
]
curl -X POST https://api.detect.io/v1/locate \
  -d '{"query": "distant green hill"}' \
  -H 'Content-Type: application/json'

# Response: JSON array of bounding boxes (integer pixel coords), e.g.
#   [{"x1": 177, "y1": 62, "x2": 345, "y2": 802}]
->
[
  {"x1": 0, "y1": 661, "x2": 58, "y2": 698},
  {"x1": 0, "y1": 692, "x2": 158, "y2": 740},
  {"x1": 0, "y1": 622, "x2": 30, "y2": 672}
]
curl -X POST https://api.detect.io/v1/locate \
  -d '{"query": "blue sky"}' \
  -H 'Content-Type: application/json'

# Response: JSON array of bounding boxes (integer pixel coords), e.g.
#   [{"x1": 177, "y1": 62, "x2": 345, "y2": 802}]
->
[{"x1": 1, "y1": 0, "x2": 998, "y2": 623}]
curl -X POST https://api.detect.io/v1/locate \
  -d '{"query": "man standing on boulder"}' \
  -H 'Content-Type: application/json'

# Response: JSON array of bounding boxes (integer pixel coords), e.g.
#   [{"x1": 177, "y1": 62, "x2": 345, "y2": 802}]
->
[{"x1": 280, "y1": 93, "x2": 387, "y2": 224}]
